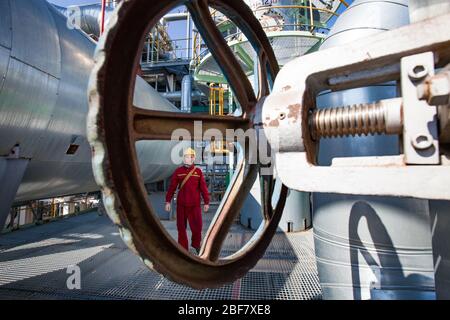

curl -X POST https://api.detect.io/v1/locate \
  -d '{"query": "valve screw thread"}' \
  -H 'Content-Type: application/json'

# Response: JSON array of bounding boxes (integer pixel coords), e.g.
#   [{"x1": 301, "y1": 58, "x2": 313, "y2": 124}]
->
[{"x1": 311, "y1": 102, "x2": 389, "y2": 139}]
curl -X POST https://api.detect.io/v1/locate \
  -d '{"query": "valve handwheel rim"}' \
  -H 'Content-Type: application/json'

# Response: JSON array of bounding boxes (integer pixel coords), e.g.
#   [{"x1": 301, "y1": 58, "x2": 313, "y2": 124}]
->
[{"x1": 87, "y1": 0, "x2": 288, "y2": 289}]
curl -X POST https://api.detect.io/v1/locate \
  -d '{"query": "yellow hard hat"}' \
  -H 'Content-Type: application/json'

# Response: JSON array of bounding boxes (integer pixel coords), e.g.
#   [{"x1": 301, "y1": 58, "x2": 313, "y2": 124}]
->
[{"x1": 183, "y1": 147, "x2": 196, "y2": 157}]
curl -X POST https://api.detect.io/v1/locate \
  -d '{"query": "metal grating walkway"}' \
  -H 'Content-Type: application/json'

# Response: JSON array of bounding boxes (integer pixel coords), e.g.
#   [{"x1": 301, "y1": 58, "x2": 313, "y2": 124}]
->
[{"x1": 0, "y1": 210, "x2": 322, "y2": 300}]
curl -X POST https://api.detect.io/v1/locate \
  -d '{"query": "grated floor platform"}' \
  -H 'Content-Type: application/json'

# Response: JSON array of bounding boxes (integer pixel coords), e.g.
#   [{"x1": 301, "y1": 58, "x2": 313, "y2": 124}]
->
[{"x1": 0, "y1": 210, "x2": 322, "y2": 300}]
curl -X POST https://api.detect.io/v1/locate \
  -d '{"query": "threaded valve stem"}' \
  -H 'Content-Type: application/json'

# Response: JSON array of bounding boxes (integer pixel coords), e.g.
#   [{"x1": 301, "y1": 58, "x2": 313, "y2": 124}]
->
[{"x1": 310, "y1": 99, "x2": 403, "y2": 140}]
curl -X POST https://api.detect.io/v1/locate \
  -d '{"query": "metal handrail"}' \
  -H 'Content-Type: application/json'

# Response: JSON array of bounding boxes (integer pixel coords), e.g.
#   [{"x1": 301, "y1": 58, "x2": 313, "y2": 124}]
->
[
  {"x1": 197, "y1": 23, "x2": 330, "y2": 62},
  {"x1": 142, "y1": 3, "x2": 343, "y2": 66},
  {"x1": 5, "y1": 199, "x2": 99, "y2": 232},
  {"x1": 215, "y1": 3, "x2": 340, "y2": 30},
  {"x1": 194, "y1": 4, "x2": 340, "y2": 67},
  {"x1": 251, "y1": 4, "x2": 339, "y2": 16}
]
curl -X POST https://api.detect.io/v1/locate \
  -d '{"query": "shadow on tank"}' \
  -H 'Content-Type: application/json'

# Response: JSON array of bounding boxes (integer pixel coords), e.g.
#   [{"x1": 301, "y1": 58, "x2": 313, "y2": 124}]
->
[{"x1": 348, "y1": 201, "x2": 435, "y2": 300}]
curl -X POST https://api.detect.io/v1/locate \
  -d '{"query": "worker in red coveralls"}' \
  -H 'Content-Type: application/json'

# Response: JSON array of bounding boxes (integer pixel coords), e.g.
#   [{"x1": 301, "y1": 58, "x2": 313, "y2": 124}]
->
[{"x1": 165, "y1": 148, "x2": 210, "y2": 254}]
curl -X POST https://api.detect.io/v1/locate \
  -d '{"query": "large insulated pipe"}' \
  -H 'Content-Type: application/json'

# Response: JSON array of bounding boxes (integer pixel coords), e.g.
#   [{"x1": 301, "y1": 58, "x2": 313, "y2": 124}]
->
[
  {"x1": 181, "y1": 75, "x2": 193, "y2": 113},
  {"x1": 0, "y1": 0, "x2": 180, "y2": 205},
  {"x1": 162, "y1": 90, "x2": 204, "y2": 103},
  {"x1": 313, "y1": 0, "x2": 436, "y2": 300}
]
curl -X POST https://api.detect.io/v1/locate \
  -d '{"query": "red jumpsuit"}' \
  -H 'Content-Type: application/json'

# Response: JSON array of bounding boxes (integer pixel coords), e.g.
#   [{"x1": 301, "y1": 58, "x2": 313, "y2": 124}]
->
[{"x1": 165, "y1": 165, "x2": 210, "y2": 251}]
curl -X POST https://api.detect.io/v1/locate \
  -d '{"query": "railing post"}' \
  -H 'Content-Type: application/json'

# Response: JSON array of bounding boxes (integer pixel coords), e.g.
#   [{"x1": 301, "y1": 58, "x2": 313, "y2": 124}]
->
[
  {"x1": 100, "y1": 0, "x2": 107, "y2": 35},
  {"x1": 146, "y1": 35, "x2": 150, "y2": 64}
]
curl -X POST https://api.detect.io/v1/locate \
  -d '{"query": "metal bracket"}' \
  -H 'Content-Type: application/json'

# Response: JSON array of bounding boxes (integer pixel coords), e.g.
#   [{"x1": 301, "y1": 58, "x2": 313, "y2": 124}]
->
[{"x1": 401, "y1": 52, "x2": 439, "y2": 164}]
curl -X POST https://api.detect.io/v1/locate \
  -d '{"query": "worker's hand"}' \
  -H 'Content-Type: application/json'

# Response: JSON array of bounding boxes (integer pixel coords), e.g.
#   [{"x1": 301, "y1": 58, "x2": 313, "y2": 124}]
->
[
  {"x1": 165, "y1": 202, "x2": 171, "y2": 212},
  {"x1": 203, "y1": 204, "x2": 210, "y2": 213}
]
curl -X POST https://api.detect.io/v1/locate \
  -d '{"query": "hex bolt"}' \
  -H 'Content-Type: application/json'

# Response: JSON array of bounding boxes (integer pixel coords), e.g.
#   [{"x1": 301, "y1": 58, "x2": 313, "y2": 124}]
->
[
  {"x1": 417, "y1": 71, "x2": 450, "y2": 106},
  {"x1": 409, "y1": 64, "x2": 429, "y2": 81},
  {"x1": 411, "y1": 134, "x2": 433, "y2": 150}
]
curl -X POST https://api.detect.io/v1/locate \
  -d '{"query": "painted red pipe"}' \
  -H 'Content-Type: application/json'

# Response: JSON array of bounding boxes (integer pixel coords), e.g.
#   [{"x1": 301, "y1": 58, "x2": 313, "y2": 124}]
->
[{"x1": 100, "y1": 0, "x2": 107, "y2": 35}]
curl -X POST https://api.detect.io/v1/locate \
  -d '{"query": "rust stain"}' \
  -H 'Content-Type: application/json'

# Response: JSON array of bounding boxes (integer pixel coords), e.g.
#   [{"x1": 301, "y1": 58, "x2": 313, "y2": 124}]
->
[
  {"x1": 268, "y1": 119, "x2": 279, "y2": 127},
  {"x1": 287, "y1": 104, "x2": 301, "y2": 120}
]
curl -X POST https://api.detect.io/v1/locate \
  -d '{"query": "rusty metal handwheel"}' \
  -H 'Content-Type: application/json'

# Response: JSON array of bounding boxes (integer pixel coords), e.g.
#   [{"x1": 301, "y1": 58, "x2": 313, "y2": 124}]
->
[{"x1": 87, "y1": 0, "x2": 288, "y2": 289}]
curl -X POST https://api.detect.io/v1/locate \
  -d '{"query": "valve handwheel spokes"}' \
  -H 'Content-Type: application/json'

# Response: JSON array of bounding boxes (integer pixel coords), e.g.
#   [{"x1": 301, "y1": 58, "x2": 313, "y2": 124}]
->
[{"x1": 87, "y1": 0, "x2": 288, "y2": 289}]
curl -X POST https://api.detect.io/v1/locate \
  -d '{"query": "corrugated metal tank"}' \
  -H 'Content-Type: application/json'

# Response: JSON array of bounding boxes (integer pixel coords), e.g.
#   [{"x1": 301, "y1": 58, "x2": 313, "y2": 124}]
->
[
  {"x1": 240, "y1": 179, "x2": 311, "y2": 232},
  {"x1": 0, "y1": 0, "x2": 180, "y2": 203},
  {"x1": 313, "y1": 0, "x2": 436, "y2": 299}
]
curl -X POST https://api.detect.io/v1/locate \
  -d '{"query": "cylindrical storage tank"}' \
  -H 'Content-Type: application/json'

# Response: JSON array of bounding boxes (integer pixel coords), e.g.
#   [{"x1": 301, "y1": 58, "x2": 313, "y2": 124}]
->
[
  {"x1": 243, "y1": 55, "x2": 311, "y2": 233},
  {"x1": 241, "y1": 6, "x2": 313, "y2": 233},
  {"x1": 244, "y1": 0, "x2": 328, "y2": 65},
  {"x1": 245, "y1": 0, "x2": 321, "y2": 31},
  {"x1": 277, "y1": 186, "x2": 311, "y2": 233},
  {"x1": 240, "y1": 178, "x2": 311, "y2": 232},
  {"x1": 240, "y1": 182, "x2": 259, "y2": 230},
  {"x1": 313, "y1": 0, "x2": 436, "y2": 300}
]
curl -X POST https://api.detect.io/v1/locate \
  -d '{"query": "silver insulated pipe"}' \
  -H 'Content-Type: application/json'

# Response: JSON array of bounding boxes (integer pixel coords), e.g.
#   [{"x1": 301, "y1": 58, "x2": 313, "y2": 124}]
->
[
  {"x1": 313, "y1": 0, "x2": 436, "y2": 300},
  {"x1": 0, "y1": 0, "x2": 181, "y2": 209},
  {"x1": 181, "y1": 75, "x2": 193, "y2": 113}
]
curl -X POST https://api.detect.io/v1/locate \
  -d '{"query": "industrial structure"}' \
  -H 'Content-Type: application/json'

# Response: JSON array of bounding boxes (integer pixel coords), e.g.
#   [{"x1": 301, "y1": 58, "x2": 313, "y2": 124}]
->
[{"x1": 1, "y1": 0, "x2": 450, "y2": 300}]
